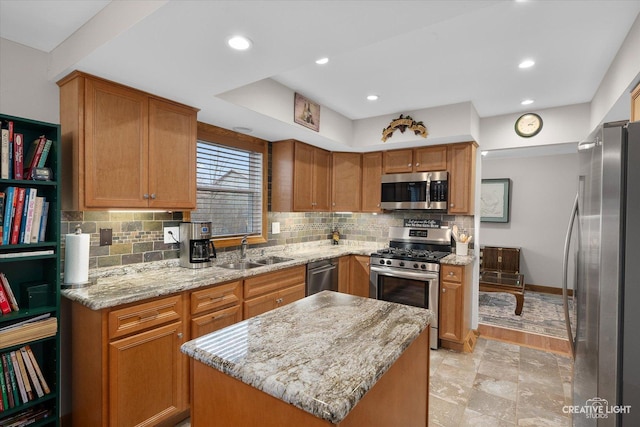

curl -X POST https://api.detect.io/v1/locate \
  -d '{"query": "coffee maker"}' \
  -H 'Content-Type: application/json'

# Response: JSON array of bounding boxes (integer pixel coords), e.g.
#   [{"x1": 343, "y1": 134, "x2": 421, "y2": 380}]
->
[{"x1": 179, "y1": 222, "x2": 216, "y2": 268}]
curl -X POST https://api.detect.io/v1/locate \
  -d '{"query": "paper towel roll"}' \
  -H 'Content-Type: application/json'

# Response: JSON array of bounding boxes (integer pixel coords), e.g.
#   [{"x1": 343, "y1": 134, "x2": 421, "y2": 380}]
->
[{"x1": 64, "y1": 233, "x2": 90, "y2": 285}]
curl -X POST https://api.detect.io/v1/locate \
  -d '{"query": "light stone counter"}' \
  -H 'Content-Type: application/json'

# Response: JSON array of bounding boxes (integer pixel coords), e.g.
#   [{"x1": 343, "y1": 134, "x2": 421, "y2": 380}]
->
[
  {"x1": 441, "y1": 252, "x2": 475, "y2": 266},
  {"x1": 180, "y1": 290, "x2": 434, "y2": 424},
  {"x1": 61, "y1": 242, "x2": 379, "y2": 310}
]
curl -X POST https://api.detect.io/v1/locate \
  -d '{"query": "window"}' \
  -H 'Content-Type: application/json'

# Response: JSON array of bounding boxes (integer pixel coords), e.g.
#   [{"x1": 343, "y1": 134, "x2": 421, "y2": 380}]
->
[{"x1": 192, "y1": 123, "x2": 267, "y2": 246}]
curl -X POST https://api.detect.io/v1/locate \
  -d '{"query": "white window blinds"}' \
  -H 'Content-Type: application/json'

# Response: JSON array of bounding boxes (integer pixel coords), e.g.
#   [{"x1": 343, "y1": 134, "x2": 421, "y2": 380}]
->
[{"x1": 192, "y1": 140, "x2": 263, "y2": 238}]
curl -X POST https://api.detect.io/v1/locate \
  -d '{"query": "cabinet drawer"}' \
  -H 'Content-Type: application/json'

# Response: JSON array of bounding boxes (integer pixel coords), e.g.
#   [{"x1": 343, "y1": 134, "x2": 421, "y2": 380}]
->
[
  {"x1": 244, "y1": 265, "x2": 306, "y2": 299},
  {"x1": 441, "y1": 265, "x2": 463, "y2": 283},
  {"x1": 109, "y1": 295, "x2": 183, "y2": 339},
  {"x1": 191, "y1": 305, "x2": 242, "y2": 339},
  {"x1": 191, "y1": 281, "x2": 241, "y2": 316}
]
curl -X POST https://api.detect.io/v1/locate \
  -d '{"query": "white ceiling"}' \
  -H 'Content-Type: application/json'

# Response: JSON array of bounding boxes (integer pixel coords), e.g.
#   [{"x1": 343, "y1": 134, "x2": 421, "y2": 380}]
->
[{"x1": 1, "y1": 0, "x2": 639, "y2": 149}]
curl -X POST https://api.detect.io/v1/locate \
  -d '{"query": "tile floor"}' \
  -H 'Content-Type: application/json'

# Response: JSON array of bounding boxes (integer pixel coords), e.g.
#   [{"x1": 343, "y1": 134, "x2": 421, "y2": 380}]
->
[
  {"x1": 430, "y1": 337, "x2": 573, "y2": 426},
  {"x1": 176, "y1": 337, "x2": 573, "y2": 427}
]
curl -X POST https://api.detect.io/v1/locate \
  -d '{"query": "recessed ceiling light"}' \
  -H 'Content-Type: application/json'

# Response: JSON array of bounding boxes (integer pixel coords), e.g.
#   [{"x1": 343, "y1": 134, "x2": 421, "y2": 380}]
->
[
  {"x1": 367, "y1": 95, "x2": 379, "y2": 101},
  {"x1": 315, "y1": 57, "x2": 329, "y2": 65},
  {"x1": 518, "y1": 59, "x2": 535, "y2": 69},
  {"x1": 227, "y1": 35, "x2": 252, "y2": 51},
  {"x1": 521, "y1": 99, "x2": 534, "y2": 105}
]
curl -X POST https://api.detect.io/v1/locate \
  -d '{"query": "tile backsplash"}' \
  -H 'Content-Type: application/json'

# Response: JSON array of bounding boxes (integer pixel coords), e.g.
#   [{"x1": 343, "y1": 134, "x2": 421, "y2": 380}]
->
[{"x1": 61, "y1": 209, "x2": 473, "y2": 273}]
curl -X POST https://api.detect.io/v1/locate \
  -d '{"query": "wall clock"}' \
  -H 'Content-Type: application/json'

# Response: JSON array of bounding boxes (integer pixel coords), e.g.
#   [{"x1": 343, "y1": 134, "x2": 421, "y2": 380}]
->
[{"x1": 515, "y1": 113, "x2": 543, "y2": 138}]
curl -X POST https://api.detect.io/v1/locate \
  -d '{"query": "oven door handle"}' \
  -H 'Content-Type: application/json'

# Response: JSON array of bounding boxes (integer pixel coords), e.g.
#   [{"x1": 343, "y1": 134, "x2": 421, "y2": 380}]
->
[{"x1": 370, "y1": 265, "x2": 439, "y2": 281}]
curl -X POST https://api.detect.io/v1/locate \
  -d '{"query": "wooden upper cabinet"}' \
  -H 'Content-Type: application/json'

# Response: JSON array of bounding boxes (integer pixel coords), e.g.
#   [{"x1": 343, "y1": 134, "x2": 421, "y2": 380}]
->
[
  {"x1": 383, "y1": 148, "x2": 413, "y2": 173},
  {"x1": 58, "y1": 71, "x2": 198, "y2": 210},
  {"x1": 447, "y1": 142, "x2": 477, "y2": 215},
  {"x1": 383, "y1": 146, "x2": 448, "y2": 173},
  {"x1": 414, "y1": 146, "x2": 448, "y2": 171},
  {"x1": 272, "y1": 140, "x2": 331, "y2": 212},
  {"x1": 361, "y1": 151, "x2": 383, "y2": 212},
  {"x1": 332, "y1": 152, "x2": 362, "y2": 211},
  {"x1": 632, "y1": 81, "x2": 640, "y2": 122}
]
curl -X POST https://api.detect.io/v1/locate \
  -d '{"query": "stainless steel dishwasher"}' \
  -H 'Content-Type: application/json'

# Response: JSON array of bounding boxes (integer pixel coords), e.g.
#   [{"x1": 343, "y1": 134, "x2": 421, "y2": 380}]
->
[{"x1": 306, "y1": 258, "x2": 338, "y2": 296}]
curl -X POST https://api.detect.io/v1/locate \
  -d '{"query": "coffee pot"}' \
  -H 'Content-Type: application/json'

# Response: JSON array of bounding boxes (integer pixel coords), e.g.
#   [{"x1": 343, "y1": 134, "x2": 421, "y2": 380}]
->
[{"x1": 180, "y1": 222, "x2": 216, "y2": 268}]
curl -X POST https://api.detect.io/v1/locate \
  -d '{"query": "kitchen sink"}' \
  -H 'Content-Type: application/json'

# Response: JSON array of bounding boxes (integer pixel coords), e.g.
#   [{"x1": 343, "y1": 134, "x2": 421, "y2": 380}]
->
[
  {"x1": 254, "y1": 256, "x2": 294, "y2": 265},
  {"x1": 217, "y1": 261, "x2": 265, "y2": 270}
]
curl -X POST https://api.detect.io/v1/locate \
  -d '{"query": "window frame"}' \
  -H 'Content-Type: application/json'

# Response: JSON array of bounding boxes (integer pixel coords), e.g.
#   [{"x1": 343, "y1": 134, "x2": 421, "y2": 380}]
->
[{"x1": 191, "y1": 122, "x2": 268, "y2": 248}]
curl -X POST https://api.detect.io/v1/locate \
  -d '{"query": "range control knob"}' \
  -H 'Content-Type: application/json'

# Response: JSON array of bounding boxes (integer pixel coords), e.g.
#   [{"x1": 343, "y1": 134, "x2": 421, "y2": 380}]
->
[
  {"x1": 399, "y1": 262, "x2": 405, "y2": 267},
  {"x1": 379, "y1": 259, "x2": 385, "y2": 265},
  {"x1": 413, "y1": 263, "x2": 419, "y2": 269},
  {"x1": 386, "y1": 260, "x2": 392, "y2": 265},
  {"x1": 421, "y1": 264, "x2": 427, "y2": 269}
]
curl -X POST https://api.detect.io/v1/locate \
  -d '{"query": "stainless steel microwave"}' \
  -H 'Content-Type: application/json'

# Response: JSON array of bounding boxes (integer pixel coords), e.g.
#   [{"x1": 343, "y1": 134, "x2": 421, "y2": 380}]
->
[{"x1": 380, "y1": 171, "x2": 448, "y2": 210}]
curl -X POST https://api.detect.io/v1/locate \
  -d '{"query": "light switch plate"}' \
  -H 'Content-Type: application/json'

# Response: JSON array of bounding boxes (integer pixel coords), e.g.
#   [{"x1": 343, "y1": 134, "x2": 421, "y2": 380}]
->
[
  {"x1": 272, "y1": 222, "x2": 280, "y2": 234},
  {"x1": 164, "y1": 226, "x2": 180, "y2": 244}
]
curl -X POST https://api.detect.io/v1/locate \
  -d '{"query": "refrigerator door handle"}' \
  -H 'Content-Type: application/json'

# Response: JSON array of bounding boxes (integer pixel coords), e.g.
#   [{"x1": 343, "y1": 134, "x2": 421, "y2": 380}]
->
[{"x1": 563, "y1": 191, "x2": 579, "y2": 358}]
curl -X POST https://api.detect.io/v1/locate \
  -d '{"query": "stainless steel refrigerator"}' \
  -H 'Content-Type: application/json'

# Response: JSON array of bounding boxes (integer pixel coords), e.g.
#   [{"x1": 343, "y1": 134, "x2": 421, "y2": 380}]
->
[{"x1": 563, "y1": 120, "x2": 640, "y2": 426}]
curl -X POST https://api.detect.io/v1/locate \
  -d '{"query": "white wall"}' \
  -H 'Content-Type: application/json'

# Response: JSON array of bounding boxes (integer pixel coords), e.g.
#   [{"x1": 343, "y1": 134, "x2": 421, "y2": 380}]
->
[
  {"x1": 0, "y1": 38, "x2": 59, "y2": 123},
  {"x1": 481, "y1": 152, "x2": 578, "y2": 288}
]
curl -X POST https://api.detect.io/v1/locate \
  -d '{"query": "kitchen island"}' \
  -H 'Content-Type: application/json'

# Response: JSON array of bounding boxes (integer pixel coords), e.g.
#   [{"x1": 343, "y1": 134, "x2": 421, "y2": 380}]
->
[{"x1": 181, "y1": 290, "x2": 434, "y2": 426}]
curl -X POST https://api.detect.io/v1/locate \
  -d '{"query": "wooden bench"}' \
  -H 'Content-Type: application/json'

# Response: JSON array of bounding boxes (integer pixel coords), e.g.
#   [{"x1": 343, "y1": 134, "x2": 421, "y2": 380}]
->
[{"x1": 479, "y1": 246, "x2": 525, "y2": 315}]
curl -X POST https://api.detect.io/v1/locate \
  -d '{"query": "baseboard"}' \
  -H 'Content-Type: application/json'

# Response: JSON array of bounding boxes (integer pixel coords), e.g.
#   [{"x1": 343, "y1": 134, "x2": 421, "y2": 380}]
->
[{"x1": 524, "y1": 283, "x2": 573, "y2": 296}]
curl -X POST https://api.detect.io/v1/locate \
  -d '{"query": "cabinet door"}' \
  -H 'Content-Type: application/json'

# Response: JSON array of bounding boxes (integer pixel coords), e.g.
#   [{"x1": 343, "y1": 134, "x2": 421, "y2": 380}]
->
[
  {"x1": 414, "y1": 146, "x2": 447, "y2": 171},
  {"x1": 192, "y1": 305, "x2": 242, "y2": 339},
  {"x1": 383, "y1": 149, "x2": 413, "y2": 173},
  {"x1": 109, "y1": 321, "x2": 187, "y2": 427},
  {"x1": 439, "y1": 281, "x2": 463, "y2": 342},
  {"x1": 243, "y1": 293, "x2": 278, "y2": 319},
  {"x1": 362, "y1": 151, "x2": 382, "y2": 212},
  {"x1": 84, "y1": 78, "x2": 149, "y2": 208},
  {"x1": 293, "y1": 142, "x2": 315, "y2": 211},
  {"x1": 148, "y1": 98, "x2": 197, "y2": 210},
  {"x1": 278, "y1": 283, "x2": 305, "y2": 307},
  {"x1": 332, "y1": 152, "x2": 361, "y2": 211},
  {"x1": 632, "y1": 82, "x2": 640, "y2": 122},
  {"x1": 447, "y1": 142, "x2": 477, "y2": 214},
  {"x1": 313, "y1": 147, "x2": 332, "y2": 211},
  {"x1": 349, "y1": 255, "x2": 371, "y2": 298},
  {"x1": 338, "y1": 256, "x2": 350, "y2": 293}
]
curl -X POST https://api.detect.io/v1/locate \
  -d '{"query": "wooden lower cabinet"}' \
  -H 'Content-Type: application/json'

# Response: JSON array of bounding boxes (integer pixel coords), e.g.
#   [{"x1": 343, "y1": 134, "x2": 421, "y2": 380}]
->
[
  {"x1": 439, "y1": 263, "x2": 475, "y2": 352},
  {"x1": 243, "y1": 266, "x2": 307, "y2": 318},
  {"x1": 192, "y1": 305, "x2": 243, "y2": 339},
  {"x1": 69, "y1": 295, "x2": 189, "y2": 427},
  {"x1": 349, "y1": 255, "x2": 371, "y2": 298},
  {"x1": 338, "y1": 256, "x2": 350, "y2": 293},
  {"x1": 109, "y1": 321, "x2": 187, "y2": 427}
]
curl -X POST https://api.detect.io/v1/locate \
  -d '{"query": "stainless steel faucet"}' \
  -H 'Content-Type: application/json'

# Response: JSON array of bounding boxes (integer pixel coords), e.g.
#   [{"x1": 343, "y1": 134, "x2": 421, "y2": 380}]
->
[{"x1": 240, "y1": 235, "x2": 248, "y2": 259}]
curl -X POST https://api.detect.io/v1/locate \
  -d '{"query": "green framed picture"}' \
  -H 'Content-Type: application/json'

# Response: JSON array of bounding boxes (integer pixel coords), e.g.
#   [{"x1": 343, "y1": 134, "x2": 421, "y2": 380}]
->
[{"x1": 480, "y1": 178, "x2": 511, "y2": 223}]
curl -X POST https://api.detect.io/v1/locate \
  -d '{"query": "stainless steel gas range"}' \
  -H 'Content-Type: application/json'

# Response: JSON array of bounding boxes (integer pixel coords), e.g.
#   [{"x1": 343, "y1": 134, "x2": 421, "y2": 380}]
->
[{"x1": 370, "y1": 226, "x2": 452, "y2": 349}]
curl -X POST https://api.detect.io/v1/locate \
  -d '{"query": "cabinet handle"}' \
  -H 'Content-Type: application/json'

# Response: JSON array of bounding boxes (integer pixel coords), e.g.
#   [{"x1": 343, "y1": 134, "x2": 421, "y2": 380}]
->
[
  {"x1": 177, "y1": 332, "x2": 183, "y2": 339},
  {"x1": 442, "y1": 288, "x2": 446, "y2": 293},
  {"x1": 150, "y1": 193, "x2": 157, "y2": 199},
  {"x1": 448, "y1": 271, "x2": 454, "y2": 276},
  {"x1": 450, "y1": 203, "x2": 454, "y2": 207},
  {"x1": 377, "y1": 203, "x2": 380, "y2": 207},
  {"x1": 209, "y1": 295, "x2": 225, "y2": 303},
  {"x1": 143, "y1": 193, "x2": 149, "y2": 199},
  {"x1": 407, "y1": 163, "x2": 412, "y2": 167},
  {"x1": 138, "y1": 310, "x2": 159, "y2": 321},
  {"x1": 415, "y1": 162, "x2": 420, "y2": 167}
]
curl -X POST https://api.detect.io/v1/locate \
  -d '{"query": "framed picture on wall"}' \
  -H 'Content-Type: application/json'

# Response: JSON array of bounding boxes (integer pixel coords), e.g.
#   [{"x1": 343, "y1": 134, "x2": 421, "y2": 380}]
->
[
  {"x1": 294, "y1": 92, "x2": 320, "y2": 132},
  {"x1": 480, "y1": 178, "x2": 511, "y2": 223}
]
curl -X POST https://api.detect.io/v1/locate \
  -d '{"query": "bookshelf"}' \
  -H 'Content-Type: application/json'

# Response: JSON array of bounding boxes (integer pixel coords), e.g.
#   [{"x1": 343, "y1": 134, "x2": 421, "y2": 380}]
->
[{"x1": 0, "y1": 114, "x2": 60, "y2": 427}]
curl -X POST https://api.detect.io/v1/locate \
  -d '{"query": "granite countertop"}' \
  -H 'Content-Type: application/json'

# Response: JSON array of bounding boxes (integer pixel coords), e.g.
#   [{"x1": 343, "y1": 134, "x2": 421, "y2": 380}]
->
[
  {"x1": 180, "y1": 290, "x2": 434, "y2": 424},
  {"x1": 441, "y1": 252, "x2": 475, "y2": 266},
  {"x1": 61, "y1": 243, "x2": 378, "y2": 310}
]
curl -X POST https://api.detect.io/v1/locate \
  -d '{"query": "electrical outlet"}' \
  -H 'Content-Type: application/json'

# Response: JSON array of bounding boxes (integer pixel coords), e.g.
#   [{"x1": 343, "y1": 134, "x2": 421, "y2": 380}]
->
[
  {"x1": 272, "y1": 222, "x2": 280, "y2": 234},
  {"x1": 164, "y1": 226, "x2": 180, "y2": 244}
]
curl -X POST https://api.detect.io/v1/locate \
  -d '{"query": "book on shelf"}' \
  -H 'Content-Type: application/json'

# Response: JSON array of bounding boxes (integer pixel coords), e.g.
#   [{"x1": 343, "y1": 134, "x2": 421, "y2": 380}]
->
[
  {"x1": 0, "y1": 316, "x2": 57, "y2": 350},
  {"x1": 12, "y1": 134, "x2": 23, "y2": 181},
  {"x1": 19, "y1": 347, "x2": 43, "y2": 399},
  {"x1": 0, "y1": 357, "x2": 6, "y2": 411},
  {"x1": 0, "y1": 193, "x2": 4, "y2": 244},
  {"x1": 24, "y1": 346, "x2": 49, "y2": 395},
  {"x1": 0, "y1": 284, "x2": 11, "y2": 315},
  {"x1": 20, "y1": 189, "x2": 37, "y2": 244},
  {"x1": 35, "y1": 139, "x2": 52, "y2": 169},
  {"x1": 0, "y1": 127, "x2": 8, "y2": 180},
  {"x1": 9, "y1": 352, "x2": 27, "y2": 405},
  {"x1": 0, "y1": 405, "x2": 52, "y2": 425},
  {"x1": 2, "y1": 187, "x2": 14, "y2": 245},
  {"x1": 9, "y1": 188, "x2": 25, "y2": 245},
  {"x1": 28, "y1": 197, "x2": 44, "y2": 244},
  {"x1": 13, "y1": 348, "x2": 32, "y2": 402},
  {"x1": 37, "y1": 201, "x2": 49, "y2": 243},
  {"x1": 23, "y1": 137, "x2": 46, "y2": 182},
  {"x1": 0, "y1": 250, "x2": 54, "y2": 259},
  {"x1": 0, "y1": 273, "x2": 19, "y2": 312},
  {"x1": 1, "y1": 353, "x2": 14, "y2": 409}
]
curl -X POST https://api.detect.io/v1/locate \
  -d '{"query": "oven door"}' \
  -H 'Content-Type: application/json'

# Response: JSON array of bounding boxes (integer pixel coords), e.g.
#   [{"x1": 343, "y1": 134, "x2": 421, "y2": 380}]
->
[{"x1": 370, "y1": 264, "x2": 439, "y2": 349}]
